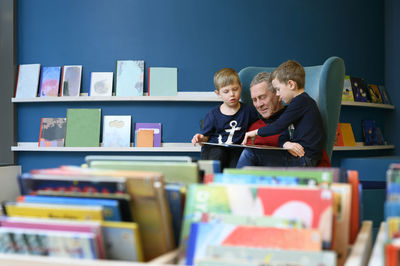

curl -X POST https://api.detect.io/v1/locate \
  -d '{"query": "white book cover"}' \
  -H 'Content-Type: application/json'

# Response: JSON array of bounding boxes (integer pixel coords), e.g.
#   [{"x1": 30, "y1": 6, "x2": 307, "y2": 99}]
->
[
  {"x1": 61, "y1": 65, "x2": 82, "y2": 97},
  {"x1": 116, "y1": 60, "x2": 144, "y2": 96},
  {"x1": 102, "y1": 115, "x2": 131, "y2": 147},
  {"x1": 15, "y1": 64, "x2": 41, "y2": 98},
  {"x1": 148, "y1": 67, "x2": 177, "y2": 96},
  {"x1": 89, "y1": 72, "x2": 113, "y2": 96}
]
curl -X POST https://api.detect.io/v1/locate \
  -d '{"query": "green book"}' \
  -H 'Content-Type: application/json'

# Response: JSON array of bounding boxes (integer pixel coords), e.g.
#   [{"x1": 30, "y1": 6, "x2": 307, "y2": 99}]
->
[
  {"x1": 65, "y1": 108, "x2": 101, "y2": 147},
  {"x1": 148, "y1": 67, "x2": 177, "y2": 96}
]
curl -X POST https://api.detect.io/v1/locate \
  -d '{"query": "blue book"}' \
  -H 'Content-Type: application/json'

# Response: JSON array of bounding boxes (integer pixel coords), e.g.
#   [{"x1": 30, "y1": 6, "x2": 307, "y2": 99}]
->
[
  {"x1": 213, "y1": 173, "x2": 300, "y2": 185},
  {"x1": 20, "y1": 195, "x2": 121, "y2": 221},
  {"x1": 165, "y1": 183, "x2": 184, "y2": 247}
]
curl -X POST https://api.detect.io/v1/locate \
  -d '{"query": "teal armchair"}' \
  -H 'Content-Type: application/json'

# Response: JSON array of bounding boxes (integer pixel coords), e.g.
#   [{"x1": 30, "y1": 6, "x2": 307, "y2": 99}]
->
[{"x1": 238, "y1": 56, "x2": 345, "y2": 160}]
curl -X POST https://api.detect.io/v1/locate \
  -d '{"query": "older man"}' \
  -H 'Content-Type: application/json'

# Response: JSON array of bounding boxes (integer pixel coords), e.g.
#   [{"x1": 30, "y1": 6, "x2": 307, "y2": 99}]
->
[{"x1": 237, "y1": 72, "x2": 330, "y2": 167}]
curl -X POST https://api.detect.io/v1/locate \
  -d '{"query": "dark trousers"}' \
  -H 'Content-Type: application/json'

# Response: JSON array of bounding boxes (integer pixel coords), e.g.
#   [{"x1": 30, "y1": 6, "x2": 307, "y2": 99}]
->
[{"x1": 201, "y1": 145, "x2": 244, "y2": 170}]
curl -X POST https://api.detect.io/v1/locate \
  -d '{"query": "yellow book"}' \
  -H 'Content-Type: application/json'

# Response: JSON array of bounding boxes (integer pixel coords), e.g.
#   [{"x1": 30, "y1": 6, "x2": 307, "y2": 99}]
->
[
  {"x1": 342, "y1": 75, "x2": 355, "y2": 102},
  {"x1": 101, "y1": 221, "x2": 144, "y2": 262},
  {"x1": 339, "y1": 123, "x2": 356, "y2": 146},
  {"x1": 4, "y1": 202, "x2": 104, "y2": 221}
]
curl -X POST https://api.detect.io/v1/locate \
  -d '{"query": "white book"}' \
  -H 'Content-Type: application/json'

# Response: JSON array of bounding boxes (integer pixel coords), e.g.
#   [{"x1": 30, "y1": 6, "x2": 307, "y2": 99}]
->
[
  {"x1": 15, "y1": 64, "x2": 41, "y2": 98},
  {"x1": 115, "y1": 60, "x2": 144, "y2": 96},
  {"x1": 102, "y1": 115, "x2": 132, "y2": 147},
  {"x1": 61, "y1": 65, "x2": 82, "y2": 97},
  {"x1": 89, "y1": 72, "x2": 113, "y2": 97}
]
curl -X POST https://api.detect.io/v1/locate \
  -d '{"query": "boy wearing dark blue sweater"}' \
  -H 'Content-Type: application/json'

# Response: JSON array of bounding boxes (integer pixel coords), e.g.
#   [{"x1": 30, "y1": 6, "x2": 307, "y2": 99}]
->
[{"x1": 237, "y1": 60, "x2": 325, "y2": 167}]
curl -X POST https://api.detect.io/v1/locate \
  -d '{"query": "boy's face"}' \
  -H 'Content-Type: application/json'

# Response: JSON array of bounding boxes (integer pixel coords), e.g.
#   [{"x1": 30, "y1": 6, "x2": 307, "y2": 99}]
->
[
  {"x1": 272, "y1": 78, "x2": 296, "y2": 104},
  {"x1": 215, "y1": 82, "x2": 241, "y2": 107}
]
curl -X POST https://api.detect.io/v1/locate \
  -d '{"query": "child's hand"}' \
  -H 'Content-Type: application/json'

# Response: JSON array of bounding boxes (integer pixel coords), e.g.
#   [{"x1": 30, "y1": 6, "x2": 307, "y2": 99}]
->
[
  {"x1": 241, "y1": 130, "x2": 258, "y2": 145},
  {"x1": 192, "y1": 134, "x2": 208, "y2": 146},
  {"x1": 283, "y1": 141, "x2": 305, "y2": 157}
]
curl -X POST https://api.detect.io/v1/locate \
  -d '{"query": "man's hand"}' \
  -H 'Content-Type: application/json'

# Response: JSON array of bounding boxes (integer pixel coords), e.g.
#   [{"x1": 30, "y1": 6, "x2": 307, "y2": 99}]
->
[
  {"x1": 283, "y1": 141, "x2": 305, "y2": 157},
  {"x1": 241, "y1": 130, "x2": 258, "y2": 145},
  {"x1": 191, "y1": 134, "x2": 209, "y2": 146}
]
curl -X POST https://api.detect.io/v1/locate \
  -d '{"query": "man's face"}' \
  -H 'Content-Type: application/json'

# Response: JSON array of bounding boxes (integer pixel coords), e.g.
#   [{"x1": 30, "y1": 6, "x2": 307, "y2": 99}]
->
[{"x1": 250, "y1": 81, "x2": 281, "y2": 119}]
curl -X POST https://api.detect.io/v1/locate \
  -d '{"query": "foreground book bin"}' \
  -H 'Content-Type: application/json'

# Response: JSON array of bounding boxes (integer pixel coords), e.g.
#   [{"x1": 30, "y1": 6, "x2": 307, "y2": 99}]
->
[{"x1": 344, "y1": 220, "x2": 373, "y2": 266}]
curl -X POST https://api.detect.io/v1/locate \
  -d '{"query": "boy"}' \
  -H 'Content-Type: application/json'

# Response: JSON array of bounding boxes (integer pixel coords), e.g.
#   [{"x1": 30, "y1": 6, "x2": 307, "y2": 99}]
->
[
  {"x1": 192, "y1": 68, "x2": 258, "y2": 169},
  {"x1": 237, "y1": 60, "x2": 325, "y2": 167}
]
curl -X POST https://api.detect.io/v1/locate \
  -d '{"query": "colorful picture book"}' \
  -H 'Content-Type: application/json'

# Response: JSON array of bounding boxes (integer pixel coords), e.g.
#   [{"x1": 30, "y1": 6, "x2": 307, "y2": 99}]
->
[
  {"x1": 89, "y1": 72, "x2": 113, "y2": 96},
  {"x1": 38, "y1": 118, "x2": 67, "y2": 147},
  {"x1": 338, "y1": 123, "x2": 356, "y2": 146},
  {"x1": 101, "y1": 221, "x2": 144, "y2": 261},
  {"x1": 0, "y1": 226, "x2": 98, "y2": 259},
  {"x1": 102, "y1": 115, "x2": 132, "y2": 147},
  {"x1": 362, "y1": 119, "x2": 378, "y2": 145},
  {"x1": 366, "y1": 84, "x2": 383, "y2": 103},
  {"x1": 148, "y1": 67, "x2": 178, "y2": 96},
  {"x1": 203, "y1": 245, "x2": 336, "y2": 266},
  {"x1": 38, "y1": 66, "x2": 61, "y2": 97},
  {"x1": 186, "y1": 222, "x2": 322, "y2": 265},
  {"x1": 60, "y1": 65, "x2": 82, "y2": 96},
  {"x1": 342, "y1": 75, "x2": 354, "y2": 102},
  {"x1": 3, "y1": 201, "x2": 104, "y2": 221},
  {"x1": 15, "y1": 64, "x2": 41, "y2": 98},
  {"x1": 135, "y1": 123, "x2": 162, "y2": 147},
  {"x1": 115, "y1": 60, "x2": 144, "y2": 96},
  {"x1": 378, "y1": 85, "x2": 391, "y2": 104},
  {"x1": 65, "y1": 108, "x2": 101, "y2": 147},
  {"x1": 350, "y1": 76, "x2": 368, "y2": 102},
  {"x1": 17, "y1": 195, "x2": 122, "y2": 221}
]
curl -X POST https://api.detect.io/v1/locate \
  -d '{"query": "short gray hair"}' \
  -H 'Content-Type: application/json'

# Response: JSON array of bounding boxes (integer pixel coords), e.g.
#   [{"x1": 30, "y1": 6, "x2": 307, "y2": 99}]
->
[{"x1": 250, "y1": 72, "x2": 274, "y2": 92}]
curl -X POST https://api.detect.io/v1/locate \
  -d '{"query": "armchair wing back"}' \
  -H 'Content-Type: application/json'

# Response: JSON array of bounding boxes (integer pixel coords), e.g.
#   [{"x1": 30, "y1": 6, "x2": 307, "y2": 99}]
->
[{"x1": 238, "y1": 56, "x2": 345, "y2": 160}]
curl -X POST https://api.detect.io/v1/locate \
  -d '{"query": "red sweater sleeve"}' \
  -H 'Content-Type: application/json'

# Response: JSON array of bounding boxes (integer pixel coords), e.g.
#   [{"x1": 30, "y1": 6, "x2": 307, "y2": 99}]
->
[{"x1": 246, "y1": 120, "x2": 280, "y2": 146}]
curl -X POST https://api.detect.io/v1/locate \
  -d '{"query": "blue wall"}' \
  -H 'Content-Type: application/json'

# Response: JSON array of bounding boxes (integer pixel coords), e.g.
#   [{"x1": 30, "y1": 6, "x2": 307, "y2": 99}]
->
[{"x1": 17, "y1": 0, "x2": 387, "y2": 172}]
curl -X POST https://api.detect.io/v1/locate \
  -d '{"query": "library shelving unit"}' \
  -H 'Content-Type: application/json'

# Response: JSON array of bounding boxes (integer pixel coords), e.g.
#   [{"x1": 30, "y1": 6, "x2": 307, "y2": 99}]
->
[
  {"x1": 333, "y1": 100, "x2": 396, "y2": 152},
  {"x1": 11, "y1": 92, "x2": 221, "y2": 153}
]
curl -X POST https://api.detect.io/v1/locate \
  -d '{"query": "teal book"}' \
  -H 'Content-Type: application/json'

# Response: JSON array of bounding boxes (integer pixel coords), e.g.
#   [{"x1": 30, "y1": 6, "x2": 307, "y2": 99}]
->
[
  {"x1": 65, "y1": 108, "x2": 101, "y2": 147},
  {"x1": 148, "y1": 67, "x2": 177, "y2": 96}
]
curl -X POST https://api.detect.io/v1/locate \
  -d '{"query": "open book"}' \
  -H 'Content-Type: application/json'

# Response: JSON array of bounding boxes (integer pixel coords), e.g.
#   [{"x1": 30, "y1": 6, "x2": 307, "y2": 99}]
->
[{"x1": 200, "y1": 142, "x2": 287, "y2": 150}]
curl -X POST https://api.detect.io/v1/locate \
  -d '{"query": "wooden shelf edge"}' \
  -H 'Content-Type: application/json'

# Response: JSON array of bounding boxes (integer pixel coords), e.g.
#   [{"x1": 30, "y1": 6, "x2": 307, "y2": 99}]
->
[
  {"x1": 11, "y1": 92, "x2": 222, "y2": 103},
  {"x1": 341, "y1": 101, "x2": 395, "y2": 109},
  {"x1": 11, "y1": 142, "x2": 201, "y2": 152},
  {"x1": 333, "y1": 142, "x2": 395, "y2": 151}
]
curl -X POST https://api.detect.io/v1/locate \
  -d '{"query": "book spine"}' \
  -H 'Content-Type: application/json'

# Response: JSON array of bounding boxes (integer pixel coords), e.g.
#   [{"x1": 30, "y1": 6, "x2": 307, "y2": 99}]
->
[
  {"x1": 14, "y1": 65, "x2": 21, "y2": 98},
  {"x1": 38, "y1": 118, "x2": 44, "y2": 147},
  {"x1": 60, "y1": 66, "x2": 65, "y2": 96}
]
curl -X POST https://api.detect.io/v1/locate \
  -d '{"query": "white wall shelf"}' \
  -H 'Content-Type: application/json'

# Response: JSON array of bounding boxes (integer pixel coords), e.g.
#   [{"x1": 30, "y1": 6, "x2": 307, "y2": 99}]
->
[
  {"x1": 341, "y1": 101, "x2": 395, "y2": 109},
  {"x1": 11, "y1": 92, "x2": 222, "y2": 103},
  {"x1": 333, "y1": 142, "x2": 395, "y2": 151},
  {"x1": 11, "y1": 142, "x2": 201, "y2": 152}
]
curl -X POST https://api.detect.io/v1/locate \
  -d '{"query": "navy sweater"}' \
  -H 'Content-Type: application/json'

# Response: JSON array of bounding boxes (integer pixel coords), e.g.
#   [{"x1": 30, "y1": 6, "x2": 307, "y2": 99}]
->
[{"x1": 257, "y1": 92, "x2": 325, "y2": 161}]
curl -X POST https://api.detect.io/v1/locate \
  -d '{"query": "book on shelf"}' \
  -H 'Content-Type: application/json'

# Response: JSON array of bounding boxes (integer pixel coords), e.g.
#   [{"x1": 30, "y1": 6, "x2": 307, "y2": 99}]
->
[
  {"x1": 14, "y1": 64, "x2": 41, "y2": 98},
  {"x1": 3, "y1": 201, "x2": 104, "y2": 221},
  {"x1": 115, "y1": 60, "x2": 144, "y2": 96},
  {"x1": 65, "y1": 108, "x2": 101, "y2": 147},
  {"x1": 102, "y1": 115, "x2": 131, "y2": 148},
  {"x1": 101, "y1": 221, "x2": 144, "y2": 261},
  {"x1": 342, "y1": 75, "x2": 354, "y2": 102},
  {"x1": 334, "y1": 123, "x2": 345, "y2": 146},
  {"x1": 347, "y1": 170, "x2": 360, "y2": 245},
  {"x1": 0, "y1": 216, "x2": 106, "y2": 259},
  {"x1": 202, "y1": 245, "x2": 336, "y2": 266},
  {"x1": 148, "y1": 67, "x2": 178, "y2": 96},
  {"x1": 378, "y1": 84, "x2": 391, "y2": 104},
  {"x1": 366, "y1": 84, "x2": 383, "y2": 103},
  {"x1": 38, "y1": 66, "x2": 61, "y2": 97},
  {"x1": 338, "y1": 123, "x2": 356, "y2": 146},
  {"x1": 361, "y1": 119, "x2": 378, "y2": 146},
  {"x1": 38, "y1": 118, "x2": 67, "y2": 147},
  {"x1": 89, "y1": 72, "x2": 113, "y2": 97},
  {"x1": 86, "y1": 160, "x2": 199, "y2": 185},
  {"x1": 0, "y1": 226, "x2": 99, "y2": 259},
  {"x1": 350, "y1": 76, "x2": 368, "y2": 102},
  {"x1": 186, "y1": 222, "x2": 322, "y2": 265},
  {"x1": 60, "y1": 65, "x2": 82, "y2": 97},
  {"x1": 134, "y1": 122, "x2": 162, "y2": 147},
  {"x1": 17, "y1": 195, "x2": 122, "y2": 222}
]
